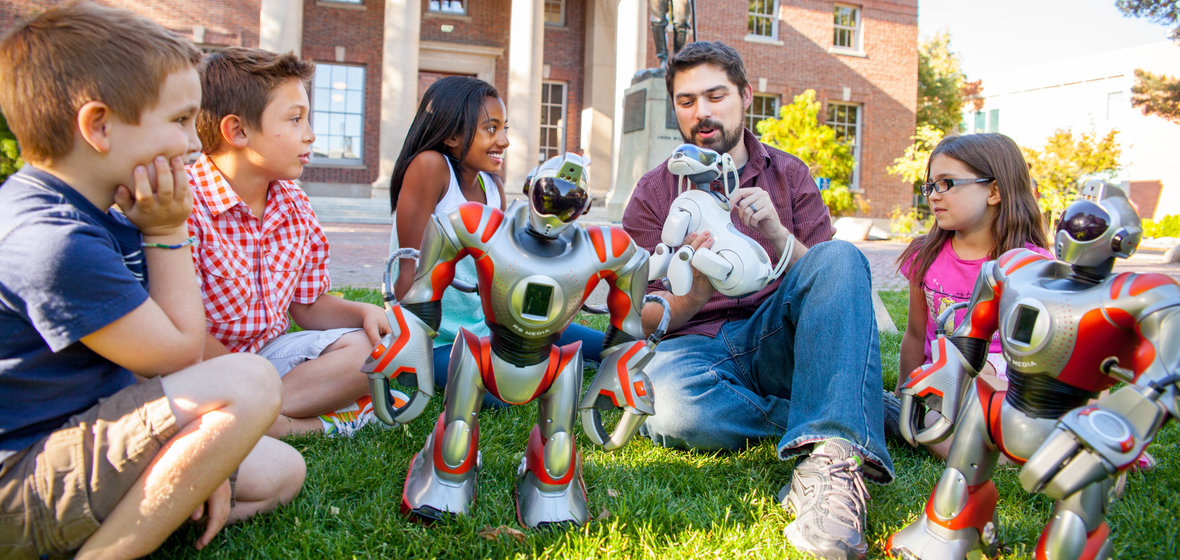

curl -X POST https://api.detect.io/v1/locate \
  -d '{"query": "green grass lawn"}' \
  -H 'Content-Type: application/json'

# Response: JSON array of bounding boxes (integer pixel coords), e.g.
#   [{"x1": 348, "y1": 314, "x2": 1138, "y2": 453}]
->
[{"x1": 151, "y1": 288, "x2": 1179, "y2": 559}]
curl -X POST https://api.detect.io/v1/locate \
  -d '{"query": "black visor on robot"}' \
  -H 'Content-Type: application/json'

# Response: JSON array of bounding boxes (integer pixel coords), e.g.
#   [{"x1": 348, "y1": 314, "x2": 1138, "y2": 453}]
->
[
  {"x1": 529, "y1": 177, "x2": 590, "y2": 223},
  {"x1": 1057, "y1": 200, "x2": 1109, "y2": 242}
]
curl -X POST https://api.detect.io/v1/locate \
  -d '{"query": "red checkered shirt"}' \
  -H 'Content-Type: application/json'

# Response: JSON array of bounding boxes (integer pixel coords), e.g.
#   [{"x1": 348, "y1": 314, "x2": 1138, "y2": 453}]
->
[
  {"x1": 622, "y1": 129, "x2": 835, "y2": 338},
  {"x1": 187, "y1": 154, "x2": 331, "y2": 352}
]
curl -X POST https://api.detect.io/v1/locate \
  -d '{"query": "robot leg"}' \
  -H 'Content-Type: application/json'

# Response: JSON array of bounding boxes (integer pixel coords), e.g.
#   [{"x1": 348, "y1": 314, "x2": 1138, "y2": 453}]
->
[
  {"x1": 402, "y1": 333, "x2": 488, "y2": 521},
  {"x1": 889, "y1": 386, "x2": 1001, "y2": 559},
  {"x1": 1034, "y1": 478, "x2": 1116, "y2": 560},
  {"x1": 516, "y1": 345, "x2": 588, "y2": 528}
]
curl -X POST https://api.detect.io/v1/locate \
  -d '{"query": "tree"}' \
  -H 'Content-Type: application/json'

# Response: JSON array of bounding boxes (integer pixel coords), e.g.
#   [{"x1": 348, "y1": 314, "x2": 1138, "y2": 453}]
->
[
  {"x1": 887, "y1": 124, "x2": 944, "y2": 191},
  {"x1": 756, "y1": 89, "x2": 857, "y2": 216},
  {"x1": 0, "y1": 111, "x2": 23, "y2": 184},
  {"x1": 1116, "y1": 0, "x2": 1180, "y2": 122},
  {"x1": 1022, "y1": 129, "x2": 1122, "y2": 221},
  {"x1": 917, "y1": 31, "x2": 969, "y2": 134}
]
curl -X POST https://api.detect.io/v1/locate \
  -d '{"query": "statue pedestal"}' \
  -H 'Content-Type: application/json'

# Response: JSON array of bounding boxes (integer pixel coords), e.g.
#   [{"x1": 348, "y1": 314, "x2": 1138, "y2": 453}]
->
[{"x1": 605, "y1": 74, "x2": 684, "y2": 222}]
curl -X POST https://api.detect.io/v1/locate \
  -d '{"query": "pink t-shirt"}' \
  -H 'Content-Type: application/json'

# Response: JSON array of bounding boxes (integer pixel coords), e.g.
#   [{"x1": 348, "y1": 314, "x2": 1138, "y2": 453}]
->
[{"x1": 902, "y1": 238, "x2": 1052, "y2": 380}]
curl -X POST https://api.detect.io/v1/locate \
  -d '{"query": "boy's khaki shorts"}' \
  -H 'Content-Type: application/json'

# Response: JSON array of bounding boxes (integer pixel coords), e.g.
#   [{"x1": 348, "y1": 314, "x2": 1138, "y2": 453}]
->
[{"x1": 0, "y1": 378, "x2": 178, "y2": 559}]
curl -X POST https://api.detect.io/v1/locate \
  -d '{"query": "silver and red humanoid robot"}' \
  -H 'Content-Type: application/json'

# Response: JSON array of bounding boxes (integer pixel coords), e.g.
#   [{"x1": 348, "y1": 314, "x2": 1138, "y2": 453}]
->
[
  {"x1": 647, "y1": 143, "x2": 793, "y2": 298},
  {"x1": 888, "y1": 180, "x2": 1180, "y2": 560},
  {"x1": 361, "y1": 153, "x2": 670, "y2": 528}
]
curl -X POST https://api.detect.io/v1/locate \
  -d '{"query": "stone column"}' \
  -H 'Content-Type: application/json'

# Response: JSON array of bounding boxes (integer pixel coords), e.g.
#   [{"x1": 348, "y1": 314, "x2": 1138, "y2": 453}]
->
[
  {"x1": 505, "y1": 0, "x2": 545, "y2": 191},
  {"x1": 372, "y1": 0, "x2": 422, "y2": 201},
  {"x1": 605, "y1": 0, "x2": 648, "y2": 219},
  {"x1": 580, "y1": 0, "x2": 618, "y2": 198},
  {"x1": 259, "y1": 0, "x2": 304, "y2": 54}
]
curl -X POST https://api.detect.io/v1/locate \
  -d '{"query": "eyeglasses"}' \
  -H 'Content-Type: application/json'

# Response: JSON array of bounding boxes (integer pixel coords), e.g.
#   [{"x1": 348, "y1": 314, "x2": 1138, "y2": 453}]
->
[{"x1": 920, "y1": 177, "x2": 994, "y2": 197}]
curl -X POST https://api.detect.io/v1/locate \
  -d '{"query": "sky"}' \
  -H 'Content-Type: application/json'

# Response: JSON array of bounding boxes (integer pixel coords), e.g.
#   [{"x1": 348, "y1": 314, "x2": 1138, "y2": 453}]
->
[{"x1": 917, "y1": 0, "x2": 1176, "y2": 78}]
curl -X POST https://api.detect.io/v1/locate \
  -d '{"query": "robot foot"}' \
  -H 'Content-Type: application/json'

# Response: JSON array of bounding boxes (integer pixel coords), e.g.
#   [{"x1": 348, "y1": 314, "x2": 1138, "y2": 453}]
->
[
  {"x1": 401, "y1": 430, "x2": 481, "y2": 522},
  {"x1": 514, "y1": 454, "x2": 588, "y2": 529},
  {"x1": 887, "y1": 480, "x2": 1000, "y2": 560},
  {"x1": 887, "y1": 511, "x2": 1000, "y2": 560},
  {"x1": 513, "y1": 429, "x2": 589, "y2": 528}
]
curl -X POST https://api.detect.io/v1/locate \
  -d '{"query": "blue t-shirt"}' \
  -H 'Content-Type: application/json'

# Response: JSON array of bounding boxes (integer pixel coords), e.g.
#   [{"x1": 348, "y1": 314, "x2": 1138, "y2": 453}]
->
[{"x1": 0, "y1": 167, "x2": 149, "y2": 459}]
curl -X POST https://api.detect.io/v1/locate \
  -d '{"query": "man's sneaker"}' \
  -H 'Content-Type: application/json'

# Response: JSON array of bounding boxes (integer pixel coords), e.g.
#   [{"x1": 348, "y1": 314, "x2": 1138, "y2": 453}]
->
[
  {"x1": 780, "y1": 438, "x2": 870, "y2": 559},
  {"x1": 319, "y1": 396, "x2": 377, "y2": 438},
  {"x1": 882, "y1": 390, "x2": 903, "y2": 442}
]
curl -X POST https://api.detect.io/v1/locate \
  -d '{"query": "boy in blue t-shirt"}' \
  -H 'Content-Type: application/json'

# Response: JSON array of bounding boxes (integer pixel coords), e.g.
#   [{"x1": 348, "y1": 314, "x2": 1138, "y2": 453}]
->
[{"x1": 0, "y1": 4, "x2": 305, "y2": 558}]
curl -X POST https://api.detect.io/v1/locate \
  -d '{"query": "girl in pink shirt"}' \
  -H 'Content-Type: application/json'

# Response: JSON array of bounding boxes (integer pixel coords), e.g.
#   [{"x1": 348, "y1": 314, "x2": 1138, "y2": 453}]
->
[{"x1": 896, "y1": 133, "x2": 1049, "y2": 393}]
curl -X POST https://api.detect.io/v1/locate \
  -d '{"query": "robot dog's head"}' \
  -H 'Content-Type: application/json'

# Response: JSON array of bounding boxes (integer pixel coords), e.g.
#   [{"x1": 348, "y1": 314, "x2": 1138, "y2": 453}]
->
[
  {"x1": 1054, "y1": 180, "x2": 1141, "y2": 267},
  {"x1": 523, "y1": 153, "x2": 592, "y2": 238}
]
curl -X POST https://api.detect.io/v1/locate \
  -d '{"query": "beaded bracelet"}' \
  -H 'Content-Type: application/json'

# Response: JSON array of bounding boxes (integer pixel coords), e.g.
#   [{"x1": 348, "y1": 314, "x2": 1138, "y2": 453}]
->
[{"x1": 142, "y1": 236, "x2": 199, "y2": 250}]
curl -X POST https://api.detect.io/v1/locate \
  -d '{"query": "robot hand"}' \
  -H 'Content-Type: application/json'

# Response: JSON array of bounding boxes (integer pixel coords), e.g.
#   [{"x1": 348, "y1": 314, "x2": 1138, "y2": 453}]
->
[
  {"x1": 899, "y1": 335, "x2": 976, "y2": 446},
  {"x1": 579, "y1": 295, "x2": 669, "y2": 451},
  {"x1": 1020, "y1": 378, "x2": 1175, "y2": 500},
  {"x1": 362, "y1": 250, "x2": 438, "y2": 426}
]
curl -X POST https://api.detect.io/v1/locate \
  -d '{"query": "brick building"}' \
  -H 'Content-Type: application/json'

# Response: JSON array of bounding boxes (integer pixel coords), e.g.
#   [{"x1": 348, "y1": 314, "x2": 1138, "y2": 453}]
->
[{"x1": 1, "y1": 0, "x2": 917, "y2": 217}]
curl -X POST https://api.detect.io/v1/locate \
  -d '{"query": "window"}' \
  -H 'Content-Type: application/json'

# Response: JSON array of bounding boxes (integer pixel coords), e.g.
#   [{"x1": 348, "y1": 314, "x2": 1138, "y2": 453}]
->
[
  {"x1": 544, "y1": 0, "x2": 564, "y2": 26},
  {"x1": 833, "y1": 4, "x2": 860, "y2": 51},
  {"x1": 825, "y1": 102, "x2": 861, "y2": 189},
  {"x1": 746, "y1": 94, "x2": 779, "y2": 134},
  {"x1": 748, "y1": 0, "x2": 778, "y2": 38},
  {"x1": 311, "y1": 63, "x2": 365, "y2": 163},
  {"x1": 428, "y1": 0, "x2": 465, "y2": 14},
  {"x1": 539, "y1": 81, "x2": 567, "y2": 162}
]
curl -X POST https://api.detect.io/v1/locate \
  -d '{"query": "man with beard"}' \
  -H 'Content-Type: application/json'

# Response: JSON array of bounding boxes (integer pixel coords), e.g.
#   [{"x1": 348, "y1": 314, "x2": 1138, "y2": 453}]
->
[{"x1": 621, "y1": 41, "x2": 892, "y2": 560}]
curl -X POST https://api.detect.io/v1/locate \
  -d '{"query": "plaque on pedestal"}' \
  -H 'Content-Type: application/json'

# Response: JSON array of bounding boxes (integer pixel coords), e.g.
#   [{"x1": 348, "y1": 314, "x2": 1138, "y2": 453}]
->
[{"x1": 606, "y1": 75, "x2": 684, "y2": 221}]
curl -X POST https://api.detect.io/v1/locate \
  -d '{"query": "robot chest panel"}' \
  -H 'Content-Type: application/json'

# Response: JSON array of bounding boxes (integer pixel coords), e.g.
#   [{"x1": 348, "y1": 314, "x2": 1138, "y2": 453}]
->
[
  {"x1": 481, "y1": 240, "x2": 599, "y2": 333},
  {"x1": 998, "y1": 282, "x2": 1109, "y2": 374}
]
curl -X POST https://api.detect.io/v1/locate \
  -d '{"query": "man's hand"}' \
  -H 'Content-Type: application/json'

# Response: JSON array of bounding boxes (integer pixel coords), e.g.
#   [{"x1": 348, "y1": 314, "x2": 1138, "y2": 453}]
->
[
  {"x1": 729, "y1": 187, "x2": 790, "y2": 245},
  {"x1": 191, "y1": 479, "x2": 231, "y2": 550},
  {"x1": 115, "y1": 155, "x2": 193, "y2": 237},
  {"x1": 360, "y1": 302, "x2": 392, "y2": 346}
]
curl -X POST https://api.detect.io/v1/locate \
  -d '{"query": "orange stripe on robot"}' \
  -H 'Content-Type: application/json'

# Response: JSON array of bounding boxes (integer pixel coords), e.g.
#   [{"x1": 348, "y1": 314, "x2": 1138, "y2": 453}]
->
[
  {"x1": 588, "y1": 227, "x2": 607, "y2": 262},
  {"x1": 1129, "y1": 273, "x2": 1173, "y2": 297},
  {"x1": 609, "y1": 226, "x2": 630, "y2": 258},
  {"x1": 615, "y1": 342, "x2": 644, "y2": 408},
  {"x1": 525, "y1": 427, "x2": 577, "y2": 486},
  {"x1": 374, "y1": 306, "x2": 413, "y2": 372},
  {"x1": 924, "y1": 480, "x2": 998, "y2": 531},
  {"x1": 1109, "y1": 272, "x2": 1131, "y2": 298},
  {"x1": 431, "y1": 412, "x2": 480, "y2": 475},
  {"x1": 458, "y1": 202, "x2": 484, "y2": 234},
  {"x1": 1057, "y1": 309, "x2": 1135, "y2": 393},
  {"x1": 1132, "y1": 340, "x2": 1156, "y2": 379},
  {"x1": 481, "y1": 208, "x2": 504, "y2": 243}
]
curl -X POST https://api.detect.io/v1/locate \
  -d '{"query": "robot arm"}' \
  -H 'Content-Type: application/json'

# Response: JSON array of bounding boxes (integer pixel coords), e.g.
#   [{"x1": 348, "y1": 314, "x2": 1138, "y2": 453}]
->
[
  {"x1": 580, "y1": 233, "x2": 664, "y2": 450},
  {"x1": 363, "y1": 210, "x2": 472, "y2": 426},
  {"x1": 1021, "y1": 289, "x2": 1180, "y2": 500}
]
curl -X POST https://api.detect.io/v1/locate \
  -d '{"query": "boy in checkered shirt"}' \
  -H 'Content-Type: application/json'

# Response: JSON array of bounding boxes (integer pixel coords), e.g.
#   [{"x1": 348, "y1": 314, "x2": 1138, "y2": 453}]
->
[
  {"x1": 0, "y1": 4, "x2": 305, "y2": 557},
  {"x1": 187, "y1": 48, "x2": 401, "y2": 438}
]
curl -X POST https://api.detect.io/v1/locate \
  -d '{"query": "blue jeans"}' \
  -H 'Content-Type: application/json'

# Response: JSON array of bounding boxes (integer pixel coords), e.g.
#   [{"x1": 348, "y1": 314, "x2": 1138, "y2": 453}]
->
[
  {"x1": 641, "y1": 241, "x2": 894, "y2": 483},
  {"x1": 432, "y1": 322, "x2": 605, "y2": 410}
]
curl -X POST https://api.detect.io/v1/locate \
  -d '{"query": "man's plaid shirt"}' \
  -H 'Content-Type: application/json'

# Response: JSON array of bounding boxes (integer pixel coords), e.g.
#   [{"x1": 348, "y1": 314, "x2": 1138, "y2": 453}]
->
[{"x1": 187, "y1": 155, "x2": 330, "y2": 353}]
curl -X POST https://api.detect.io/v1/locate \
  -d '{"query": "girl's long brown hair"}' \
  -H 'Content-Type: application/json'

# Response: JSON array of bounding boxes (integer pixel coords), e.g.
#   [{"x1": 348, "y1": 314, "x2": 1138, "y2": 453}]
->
[{"x1": 897, "y1": 133, "x2": 1048, "y2": 284}]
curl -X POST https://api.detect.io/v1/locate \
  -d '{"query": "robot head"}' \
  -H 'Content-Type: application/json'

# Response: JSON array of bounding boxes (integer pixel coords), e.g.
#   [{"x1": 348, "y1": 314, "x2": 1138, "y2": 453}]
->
[
  {"x1": 523, "y1": 153, "x2": 592, "y2": 238},
  {"x1": 1054, "y1": 180, "x2": 1141, "y2": 267}
]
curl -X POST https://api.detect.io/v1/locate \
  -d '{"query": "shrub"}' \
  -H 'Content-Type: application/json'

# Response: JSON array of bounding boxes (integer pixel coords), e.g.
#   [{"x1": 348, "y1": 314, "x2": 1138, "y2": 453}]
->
[{"x1": 1143, "y1": 215, "x2": 1180, "y2": 238}]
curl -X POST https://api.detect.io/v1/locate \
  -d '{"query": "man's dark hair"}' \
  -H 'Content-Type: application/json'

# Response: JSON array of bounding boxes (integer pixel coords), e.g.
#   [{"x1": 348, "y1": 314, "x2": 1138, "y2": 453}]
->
[{"x1": 665, "y1": 41, "x2": 750, "y2": 96}]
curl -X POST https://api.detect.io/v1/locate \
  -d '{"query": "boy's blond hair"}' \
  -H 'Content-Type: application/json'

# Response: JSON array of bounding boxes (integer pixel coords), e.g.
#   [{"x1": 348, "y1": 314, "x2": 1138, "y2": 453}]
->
[
  {"x1": 0, "y1": 1, "x2": 202, "y2": 166},
  {"x1": 197, "y1": 47, "x2": 314, "y2": 154}
]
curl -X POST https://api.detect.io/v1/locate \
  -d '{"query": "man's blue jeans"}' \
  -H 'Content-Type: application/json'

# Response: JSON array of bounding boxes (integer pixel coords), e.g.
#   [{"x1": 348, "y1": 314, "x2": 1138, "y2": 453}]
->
[{"x1": 641, "y1": 241, "x2": 894, "y2": 483}]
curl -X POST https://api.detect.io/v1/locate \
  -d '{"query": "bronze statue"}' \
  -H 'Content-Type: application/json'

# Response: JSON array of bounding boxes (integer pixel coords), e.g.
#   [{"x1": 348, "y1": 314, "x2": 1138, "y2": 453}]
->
[{"x1": 650, "y1": 0, "x2": 694, "y2": 67}]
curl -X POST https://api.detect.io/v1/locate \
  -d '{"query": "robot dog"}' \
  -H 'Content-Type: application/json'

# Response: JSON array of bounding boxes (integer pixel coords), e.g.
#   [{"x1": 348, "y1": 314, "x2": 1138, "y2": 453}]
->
[
  {"x1": 360, "y1": 153, "x2": 669, "y2": 528},
  {"x1": 647, "y1": 144, "x2": 794, "y2": 298},
  {"x1": 889, "y1": 181, "x2": 1180, "y2": 559}
]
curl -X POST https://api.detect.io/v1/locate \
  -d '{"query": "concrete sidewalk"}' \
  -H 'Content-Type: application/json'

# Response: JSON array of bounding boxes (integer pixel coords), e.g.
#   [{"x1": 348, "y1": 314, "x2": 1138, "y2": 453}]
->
[{"x1": 314, "y1": 195, "x2": 1180, "y2": 333}]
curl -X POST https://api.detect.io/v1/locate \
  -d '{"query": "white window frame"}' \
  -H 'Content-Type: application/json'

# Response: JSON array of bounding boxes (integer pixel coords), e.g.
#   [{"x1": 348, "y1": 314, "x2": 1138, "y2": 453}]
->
[
  {"x1": 544, "y1": 0, "x2": 565, "y2": 26},
  {"x1": 832, "y1": 4, "x2": 862, "y2": 53},
  {"x1": 746, "y1": 93, "x2": 779, "y2": 135},
  {"x1": 427, "y1": 0, "x2": 466, "y2": 15},
  {"x1": 826, "y1": 102, "x2": 862, "y2": 191},
  {"x1": 311, "y1": 63, "x2": 366, "y2": 165},
  {"x1": 539, "y1": 81, "x2": 567, "y2": 162},
  {"x1": 747, "y1": 0, "x2": 779, "y2": 39}
]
